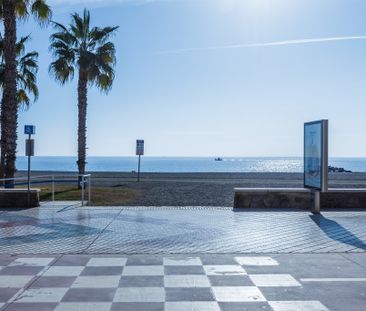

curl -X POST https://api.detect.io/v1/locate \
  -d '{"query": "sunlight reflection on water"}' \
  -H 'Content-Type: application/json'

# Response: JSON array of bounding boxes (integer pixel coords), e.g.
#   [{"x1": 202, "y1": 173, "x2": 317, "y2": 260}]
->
[{"x1": 16, "y1": 157, "x2": 366, "y2": 173}]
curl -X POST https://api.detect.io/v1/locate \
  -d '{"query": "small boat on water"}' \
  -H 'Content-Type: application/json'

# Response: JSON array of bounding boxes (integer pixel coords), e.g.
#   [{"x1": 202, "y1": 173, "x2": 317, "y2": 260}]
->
[{"x1": 214, "y1": 157, "x2": 223, "y2": 161}]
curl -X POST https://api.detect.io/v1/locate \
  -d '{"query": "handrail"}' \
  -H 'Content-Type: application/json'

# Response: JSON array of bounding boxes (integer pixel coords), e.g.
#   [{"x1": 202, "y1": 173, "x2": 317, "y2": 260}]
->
[{"x1": 0, "y1": 174, "x2": 91, "y2": 206}]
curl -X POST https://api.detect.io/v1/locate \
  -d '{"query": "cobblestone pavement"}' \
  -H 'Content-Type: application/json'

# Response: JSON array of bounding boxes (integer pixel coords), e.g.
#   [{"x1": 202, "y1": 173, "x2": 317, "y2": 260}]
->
[
  {"x1": 0, "y1": 253, "x2": 365, "y2": 311},
  {"x1": 0, "y1": 206, "x2": 365, "y2": 254}
]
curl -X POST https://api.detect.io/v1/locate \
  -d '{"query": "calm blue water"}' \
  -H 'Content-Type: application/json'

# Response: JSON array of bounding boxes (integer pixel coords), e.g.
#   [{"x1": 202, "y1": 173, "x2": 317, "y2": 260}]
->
[{"x1": 15, "y1": 156, "x2": 366, "y2": 173}]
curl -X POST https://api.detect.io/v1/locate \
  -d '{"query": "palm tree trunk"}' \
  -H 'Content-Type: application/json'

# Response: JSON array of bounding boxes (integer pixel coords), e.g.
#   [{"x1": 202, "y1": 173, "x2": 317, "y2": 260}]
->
[
  {"x1": 0, "y1": 108, "x2": 5, "y2": 186},
  {"x1": 1, "y1": 0, "x2": 18, "y2": 187},
  {"x1": 0, "y1": 109, "x2": 4, "y2": 186},
  {"x1": 77, "y1": 69, "x2": 88, "y2": 188}
]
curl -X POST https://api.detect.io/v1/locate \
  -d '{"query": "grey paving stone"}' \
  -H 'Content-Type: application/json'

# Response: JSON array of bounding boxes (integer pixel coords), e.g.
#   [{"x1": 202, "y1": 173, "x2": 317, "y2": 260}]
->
[
  {"x1": 295, "y1": 283, "x2": 366, "y2": 311},
  {"x1": 126, "y1": 257, "x2": 163, "y2": 266},
  {"x1": 165, "y1": 288, "x2": 215, "y2": 301},
  {"x1": 30, "y1": 276, "x2": 77, "y2": 288},
  {"x1": 219, "y1": 302, "x2": 272, "y2": 311},
  {"x1": 0, "y1": 288, "x2": 19, "y2": 302},
  {"x1": 0, "y1": 256, "x2": 15, "y2": 266},
  {"x1": 80, "y1": 267, "x2": 123, "y2": 276},
  {"x1": 164, "y1": 265, "x2": 205, "y2": 275},
  {"x1": 61, "y1": 288, "x2": 116, "y2": 302},
  {"x1": 110, "y1": 302, "x2": 164, "y2": 311},
  {"x1": 208, "y1": 275, "x2": 254, "y2": 286},
  {"x1": 53, "y1": 256, "x2": 90, "y2": 266},
  {"x1": 119, "y1": 276, "x2": 164, "y2": 287},
  {"x1": 200, "y1": 255, "x2": 238, "y2": 265},
  {"x1": 0, "y1": 266, "x2": 43, "y2": 275},
  {"x1": 341, "y1": 253, "x2": 366, "y2": 269},
  {"x1": 5, "y1": 303, "x2": 58, "y2": 311},
  {"x1": 267, "y1": 254, "x2": 366, "y2": 278}
]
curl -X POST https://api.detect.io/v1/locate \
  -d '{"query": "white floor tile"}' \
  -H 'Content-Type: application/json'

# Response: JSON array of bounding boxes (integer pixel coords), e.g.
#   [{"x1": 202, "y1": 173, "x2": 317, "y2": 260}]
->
[
  {"x1": 9, "y1": 257, "x2": 55, "y2": 267},
  {"x1": 122, "y1": 265, "x2": 164, "y2": 276},
  {"x1": 113, "y1": 287, "x2": 165, "y2": 302},
  {"x1": 269, "y1": 301, "x2": 329, "y2": 311},
  {"x1": 15, "y1": 288, "x2": 68, "y2": 302},
  {"x1": 203, "y1": 265, "x2": 247, "y2": 276},
  {"x1": 164, "y1": 275, "x2": 210, "y2": 288},
  {"x1": 0, "y1": 276, "x2": 34, "y2": 288},
  {"x1": 71, "y1": 276, "x2": 120, "y2": 288},
  {"x1": 250, "y1": 274, "x2": 301, "y2": 287},
  {"x1": 164, "y1": 257, "x2": 202, "y2": 266},
  {"x1": 87, "y1": 258, "x2": 127, "y2": 267},
  {"x1": 55, "y1": 302, "x2": 112, "y2": 311},
  {"x1": 43, "y1": 266, "x2": 84, "y2": 277},
  {"x1": 165, "y1": 302, "x2": 220, "y2": 311},
  {"x1": 235, "y1": 257, "x2": 279, "y2": 266},
  {"x1": 212, "y1": 286, "x2": 266, "y2": 302}
]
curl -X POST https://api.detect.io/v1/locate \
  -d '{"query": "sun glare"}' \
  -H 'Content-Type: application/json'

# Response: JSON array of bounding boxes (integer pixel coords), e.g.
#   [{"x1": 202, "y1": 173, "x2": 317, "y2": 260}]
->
[
  {"x1": 216, "y1": 0, "x2": 296, "y2": 18},
  {"x1": 218, "y1": 0, "x2": 272, "y2": 11}
]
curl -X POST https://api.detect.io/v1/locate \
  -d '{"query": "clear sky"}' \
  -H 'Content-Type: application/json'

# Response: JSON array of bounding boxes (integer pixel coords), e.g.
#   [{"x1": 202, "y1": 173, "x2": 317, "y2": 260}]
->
[{"x1": 12, "y1": 0, "x2": 366, "y2": 157}]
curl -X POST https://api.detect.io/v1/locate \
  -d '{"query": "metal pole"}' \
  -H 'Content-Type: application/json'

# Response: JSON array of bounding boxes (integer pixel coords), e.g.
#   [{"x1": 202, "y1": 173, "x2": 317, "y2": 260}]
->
[
  {"x1": 81, "y1": 175, "x2": 85, "y2": 206},
  {"x1": 27, "y1": 133, "x2": 31, "y2": 208},
  {"x1": 137, "y1": 155, "x2": 141, "y2": 182},
  {"x1": 312, "y1": 190, "x2": 321, "y2": 214},
  {"x1": 52, "y1": 175, "x2": 55, "y2": 203},
  {"x1": 87, "y1": 175, "x2": 91, "y2": 206}
]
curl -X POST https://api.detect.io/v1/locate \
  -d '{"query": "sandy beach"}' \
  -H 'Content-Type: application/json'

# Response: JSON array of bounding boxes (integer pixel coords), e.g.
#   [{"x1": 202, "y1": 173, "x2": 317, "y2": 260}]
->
[{"x1": 15, "y1": 171, "x2": 366, "y2": 206}]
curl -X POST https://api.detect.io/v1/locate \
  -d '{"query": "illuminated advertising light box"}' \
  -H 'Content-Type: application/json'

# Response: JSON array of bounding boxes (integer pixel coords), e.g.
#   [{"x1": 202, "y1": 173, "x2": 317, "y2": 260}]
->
[{"x1": 304, "y1": 120, "x2": 328, "y2": 192}]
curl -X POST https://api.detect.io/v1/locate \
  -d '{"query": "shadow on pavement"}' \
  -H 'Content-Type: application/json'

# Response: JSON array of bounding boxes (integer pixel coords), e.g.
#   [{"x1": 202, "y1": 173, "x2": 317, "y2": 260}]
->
[{"x1": 310, "y1": 214, "x2": 366, "y2": 250}]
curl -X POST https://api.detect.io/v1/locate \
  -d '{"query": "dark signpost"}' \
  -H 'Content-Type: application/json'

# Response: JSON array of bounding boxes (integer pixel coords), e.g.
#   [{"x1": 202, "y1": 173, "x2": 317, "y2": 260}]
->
[
  {"x1": 24, "y1": 125, "x2": 35, "y2": 207},
  {"x1": 136, "y1": 140, "x2": 144, "y2": 182},
  {"x1": 304, "y1": 120, "x2": 328, "y2": 213}
]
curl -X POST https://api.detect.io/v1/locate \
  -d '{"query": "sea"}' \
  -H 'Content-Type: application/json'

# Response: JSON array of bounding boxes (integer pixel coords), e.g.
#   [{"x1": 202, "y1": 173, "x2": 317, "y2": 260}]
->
[{"x1": 15, "y1": 156, "x2": 366, "y2": 173}]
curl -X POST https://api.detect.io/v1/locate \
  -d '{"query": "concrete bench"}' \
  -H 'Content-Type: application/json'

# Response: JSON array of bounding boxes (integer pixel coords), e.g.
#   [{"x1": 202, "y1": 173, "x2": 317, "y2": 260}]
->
[
  {"x1": 234, "y1": 188, "x2": 366, "y2": 209},
  {"x1": 0, "y1": 188, "x2": 40, "y2": 208}
]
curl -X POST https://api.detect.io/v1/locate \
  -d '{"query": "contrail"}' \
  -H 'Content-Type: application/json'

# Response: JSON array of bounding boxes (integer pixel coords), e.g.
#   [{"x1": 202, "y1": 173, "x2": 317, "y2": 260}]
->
[{"x1": 157, "y1": 36, "x2": 366, "y2": 55}]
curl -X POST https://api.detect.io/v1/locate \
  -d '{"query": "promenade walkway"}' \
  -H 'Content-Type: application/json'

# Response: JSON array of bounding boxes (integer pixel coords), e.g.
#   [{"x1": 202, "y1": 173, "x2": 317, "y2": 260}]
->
[
  {"x1": 0, "y1": 205, "x2": 365, "y2": 310},
  {"x1": 0, "y1": 206, "x2": 365, "y2": 254}
]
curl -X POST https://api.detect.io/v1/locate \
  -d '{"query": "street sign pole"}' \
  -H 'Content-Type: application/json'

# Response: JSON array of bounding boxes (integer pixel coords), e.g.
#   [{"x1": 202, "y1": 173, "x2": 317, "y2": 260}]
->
[
  {"x1": 136, "y1": 139, "x2": 144, "y2": 182},
  {"x1": 27, "y1": 133, "x2": 31, "y2": 208},
  {"x1": 24, "y1": 125, "x2": 35, "y2": 208},
  {"x1": 137, "y1": 155, "x2": 141, "y2": 182}
]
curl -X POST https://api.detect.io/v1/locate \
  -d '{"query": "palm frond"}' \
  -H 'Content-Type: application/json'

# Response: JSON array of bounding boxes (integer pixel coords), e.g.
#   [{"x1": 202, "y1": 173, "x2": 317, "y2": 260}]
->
[
  {"x1": 89, "y1": 26, "x2": 119, "y2": 44},
  {"x1": 49, "y1": 59, "x2": 74, "y2": 84},
  {"x1": 15, "y1": 0, "x2": 29, "y2": 19},
  {"x1": 0, "y1": 31, "x2": 39, "y2": 107},
  {"x1": 17, "y1": 89, "x2": 31, "y2": 109},
  {"x1": 31, "y1": 0, "x2": 52, "y2": 25}
]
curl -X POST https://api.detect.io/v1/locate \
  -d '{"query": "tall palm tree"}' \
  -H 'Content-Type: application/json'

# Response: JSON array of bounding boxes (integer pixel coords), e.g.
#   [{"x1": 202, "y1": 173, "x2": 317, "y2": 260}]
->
[
  {"x1": 0, "y1": 34, "x2": 39, "y2": 182},
  {"x1": 0, "y1": 0, "x2": 51, "y2": 183},
  {"x1": 49, "y1": 9, "x2": 118, "y2": 180}
]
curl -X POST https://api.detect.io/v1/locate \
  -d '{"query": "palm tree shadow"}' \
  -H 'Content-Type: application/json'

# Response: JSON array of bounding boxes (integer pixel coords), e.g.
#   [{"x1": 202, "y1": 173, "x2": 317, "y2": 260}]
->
[{"x1": 310, "y1": 214, "x2": 366, "y2": 250}]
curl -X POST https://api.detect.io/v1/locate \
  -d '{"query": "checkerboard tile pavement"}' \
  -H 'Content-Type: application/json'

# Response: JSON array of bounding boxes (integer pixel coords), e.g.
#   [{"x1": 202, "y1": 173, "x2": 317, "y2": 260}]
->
[{"x1": 0, "y1": 255, "x2": 330, "y2": 311}]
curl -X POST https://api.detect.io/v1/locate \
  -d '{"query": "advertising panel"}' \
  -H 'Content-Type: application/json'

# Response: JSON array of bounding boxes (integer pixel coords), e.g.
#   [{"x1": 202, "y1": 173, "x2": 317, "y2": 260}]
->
[{"x1": 304, "y1": 120, "x2": 328, "y2": 191}]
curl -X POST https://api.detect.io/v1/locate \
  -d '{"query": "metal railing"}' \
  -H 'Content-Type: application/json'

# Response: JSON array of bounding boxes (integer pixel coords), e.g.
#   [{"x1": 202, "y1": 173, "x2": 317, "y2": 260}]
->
[{"x1": 0, "y1": 174, "x2": 91, "y2": 206}]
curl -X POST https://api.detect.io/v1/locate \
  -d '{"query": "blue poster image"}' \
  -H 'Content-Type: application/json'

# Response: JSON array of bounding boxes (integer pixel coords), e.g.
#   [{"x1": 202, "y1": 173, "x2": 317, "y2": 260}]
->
[{"x1": 304, "y1": 122, "x2": 322, "y2": 189}]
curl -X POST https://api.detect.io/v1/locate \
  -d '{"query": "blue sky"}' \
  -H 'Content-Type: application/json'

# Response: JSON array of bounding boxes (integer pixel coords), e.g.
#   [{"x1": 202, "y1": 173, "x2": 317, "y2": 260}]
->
[{"x1": 13, "y1": 0, "x2": 366, "y2": 157}]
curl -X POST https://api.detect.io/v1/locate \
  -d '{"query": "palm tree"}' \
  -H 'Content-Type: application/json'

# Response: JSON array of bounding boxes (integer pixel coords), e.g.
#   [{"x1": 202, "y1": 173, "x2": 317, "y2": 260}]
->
[
  {"x1": 0, "y1": 34, "x2": 39, "y2": 182},
  {"x1": 0, "y1": 0, "x2": 51, "y2": 183},
  {"x1": 49, "y1": 9, "x2": 118, "y2": 180}
]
